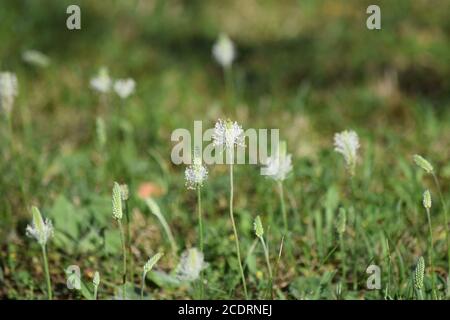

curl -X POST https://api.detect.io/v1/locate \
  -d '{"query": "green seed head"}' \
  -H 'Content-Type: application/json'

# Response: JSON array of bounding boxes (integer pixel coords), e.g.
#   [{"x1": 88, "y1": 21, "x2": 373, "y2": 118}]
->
[
  {"x1": 120, "y1": 184, "x2": 129, "y2": 201},
  {"x1": 254, "y1": 215, "x2": 264, "y2": 238},
  {"x1": 93, "y1": 271, "x2": 100, "y2": 287},
  {"x1": 112, "y1": 182, "x2": 123, "y2": 220},
  {"x1": 423, "y1": 190, "x2": 432, "y2": 209},
  {"x1": 336, "y1": 208, "x2": 347, "y2": 235},
  {"x1": 414, "y1": 256, "x2": 425, "y2": 290},
  {"x1": 144, "y1": 252, "x2": 164, "y2": 275},
  {"x1": 413, "y1": 155, "x2": 434, "y2": 174}
]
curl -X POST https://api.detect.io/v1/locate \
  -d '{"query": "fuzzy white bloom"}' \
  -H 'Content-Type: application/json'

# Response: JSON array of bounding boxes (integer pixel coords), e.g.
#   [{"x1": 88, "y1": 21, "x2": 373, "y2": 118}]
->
[
  {"x1": 0, "y1": 72, "x2": 18, "y2": 114},
  {"x1": 22, "y1": 50, "x2": 50, "y2": 67},
  {"x1": 175, "y1": 248, "x2": 207, "y2": 282},
  {"x1": 212, "y1": 34, "x2": 236, "y2": 69},
  {"x1": 263, "y1": 141, "x2": 293, "y2": 181},
  {"x1": 334, "y1": 130, "x2": 360, "y2": 176},
  {"x1": 26, "y1": 206, "x2": 53, "y2": 246},
  {"x1": 114, "y1": 78, "x2": 135, "y2": 99},
  {"x1": 185, "y1": 156, "x2": 208, "y2": 190},
  {"x1": 212, "y1": 119, "x2": 245, "y2": 150},
  {"x1": 90, "y1": 67, "x2": 111, "y2": 93}
]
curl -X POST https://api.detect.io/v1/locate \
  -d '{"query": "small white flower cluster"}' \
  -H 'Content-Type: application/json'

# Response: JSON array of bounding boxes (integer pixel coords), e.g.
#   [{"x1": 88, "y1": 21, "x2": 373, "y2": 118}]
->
[
  {"x1": 185, "y1": 156, "x2": 208, "y2": 190},
  {"x1": 263, "y1": 141, "x2": 293, "y2": 182},
  {"x1": 212, "y1": 118, "x2": 245, "y2": 150},
  {"x1": 212, "y1": 34, "x2": 236, "y2": 69},
  {"x1": 334, "y1": 130, "x2": 360, "y2": 176},
  {"x1": 114, "y1": 78, "x2": 136, "y2": 99},
  {"x1": 26, "y1": 207, "x2": 53, "y2": 247},
  {"x1": 0, "y1": 71, "x2": 18, "y2": 115},
  {"x1": 175, "y1": 248, "x2": 207, "y2": 282},
  {"x1": 90, "y1": 67, "x2": 135, "y2": 99}
]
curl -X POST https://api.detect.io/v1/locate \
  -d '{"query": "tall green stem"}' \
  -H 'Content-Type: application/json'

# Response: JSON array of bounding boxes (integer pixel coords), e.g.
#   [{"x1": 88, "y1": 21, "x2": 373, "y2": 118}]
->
[
  {"x1": 339, "y1": 234, "x2": 346, "y2": 285},
  {"x1": 118, "y1": 220, "x2": 127, "y2": 299},
  {"x1": 140, "y1": 273, "x2": 146, "y2": 300},
  {"x1": 278, "y1": 182, "x2": 287, "y2": 234},
  {"x1": 198, "y1": 188, "x2": 204, "y2": 253},
  {"x1": 41, "y1": 245, "x2": 52, "y2": 300},
  {"x1": 425, "y1": 207, "x2": 437, "y2": 299},
  {"x1": 93, "y1": 285, "x2": 98, "y2": 300},
  {"x1": 124, "y1": 201, "x2": 134, "y2": 285},
  {"x1": 224, "y1": 66, "x2": 235, "y2": 105},
  {"x1": 261, "y1": 238, "x2": 272, "y2": 280},
  {"x1": 432, "y1": 173, "x2": 450, "y2": 277},
  {"x1": 197, "y1": 187, "x2": 204, "y2": 298},
  {"x1": 229, "y1": 163, "x2": 248, "y2": 299}
]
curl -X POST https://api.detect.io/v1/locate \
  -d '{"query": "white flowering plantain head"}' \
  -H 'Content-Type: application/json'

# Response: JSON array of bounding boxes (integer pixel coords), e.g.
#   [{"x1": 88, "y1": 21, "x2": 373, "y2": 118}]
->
[
  {"x1": 212, "y1": 33, "x2": 236, "y2": 69},
  {"x1": 175, "y1": 248, "x2": 207, "y2": 282},
  {"x1": 185, "y1": 156, "x2": 208, "y2": 190},
  {"x1": 263, "y1": 140, "x2": 293, "y2": 181},
  {"x1": 90, "y1": 67, "x2": 111, "y2": 93},
  {"x1": 114, "y1": 78, "x2": 135, "y2": 99},
  {"x1": 112, "y1": 182, "x2": 123, "y2": 220},
  {"x1": 212, "y1": 119, "x2": 245, "y2": 152},
  {"x1": 26, "y1": 206, "x2": 53, "y2": 247},
  {"x1": 0, "y1": 71, "x2": 18, "y2": 115},
  {"x1": 334, "y1": 130, "x2": 360, "y2": 176}
]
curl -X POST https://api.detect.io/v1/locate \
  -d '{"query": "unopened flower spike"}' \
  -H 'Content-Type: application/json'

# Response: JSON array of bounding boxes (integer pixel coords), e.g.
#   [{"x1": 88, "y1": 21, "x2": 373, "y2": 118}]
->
[
  {"x1": 413, "y1": 155, "x2": 434, "y2": 174},
  {"x1": 0, "y1": 72, "x2": 18, "y2": 115},
  {"x1": 212, "y1": 34, "x2": 236, "y2": 69},
  {"x1": 112, "y1": 182, "x2": 123, "y2": 220}
]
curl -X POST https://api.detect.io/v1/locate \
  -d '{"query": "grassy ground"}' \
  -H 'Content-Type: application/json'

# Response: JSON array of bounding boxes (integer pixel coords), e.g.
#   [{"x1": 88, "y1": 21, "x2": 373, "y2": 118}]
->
[{"x1": 1, "y1": 0, "x2": 450, "y2": 299}]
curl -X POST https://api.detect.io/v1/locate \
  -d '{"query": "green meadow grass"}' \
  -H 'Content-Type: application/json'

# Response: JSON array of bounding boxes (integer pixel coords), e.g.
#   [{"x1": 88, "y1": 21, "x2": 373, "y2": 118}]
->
[{"x1": 1, "y1": 0, "x2": 450, "y2": 299}]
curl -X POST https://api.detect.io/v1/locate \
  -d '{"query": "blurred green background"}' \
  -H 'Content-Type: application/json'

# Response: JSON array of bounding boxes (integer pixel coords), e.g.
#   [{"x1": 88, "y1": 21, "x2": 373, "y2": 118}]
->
[{"x1": 1, "y1": 0, "x2": 450, "y2": 299}]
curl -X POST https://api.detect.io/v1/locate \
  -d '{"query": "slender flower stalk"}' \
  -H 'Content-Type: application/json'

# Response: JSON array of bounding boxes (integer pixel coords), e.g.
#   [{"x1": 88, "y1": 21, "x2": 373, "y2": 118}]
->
[
  {"x1": 263, "y1": 140, "x2": 293, "y2": 234},
  {"x1": 334, "y1": 130, "x2": 360, "y2": 290},
  {"x1": 93, "y1": 271, "x2": 100, "y2": 300},
  {"x1": 185, "y1": 154, "x2": 208, "y2": 297},
  {"x1": 213, "y1": 118, "x2": 247, "y2": 298},
  {"x1": 112, "y1": 181, "x2": 127, "y2": 299},
  {"x1": 141, "y1": 252, "x2": 163, "y2": 299},
  {"x1": 423, "y1": 190, "x2": 437, "y2": 298},
  {"x1": 26, "y1": 206, "x2": 53, "y2": 299},
  {"x1": 413, "y1": 154, "x2": 450, "y2": 277},
  {"x1": 336, "y1": 208, "x2": 347, "y2": 284}
]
